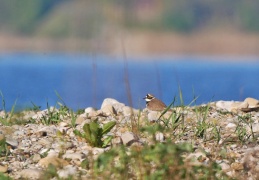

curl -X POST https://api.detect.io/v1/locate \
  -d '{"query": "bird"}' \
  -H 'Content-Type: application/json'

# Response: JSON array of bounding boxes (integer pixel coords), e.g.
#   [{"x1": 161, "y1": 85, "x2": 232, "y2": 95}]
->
[{"x1": 143, "y1": 93, "x2": 167, "y2": 111}]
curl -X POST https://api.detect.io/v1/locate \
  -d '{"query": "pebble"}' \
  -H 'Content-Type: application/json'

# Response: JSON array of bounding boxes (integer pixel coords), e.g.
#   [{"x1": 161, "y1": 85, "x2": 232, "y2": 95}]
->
[
  {"x1": 0, "y1": 165, "x2": 8, "y2": 173},
  {"x1": 121, "y1": 132, "x2": 139, "y2": 146},
  {"x1": 57, "y1": 165, "x2": 77, "y2": 179},
  {"x1": 63, "y1": 152, "x2": 85, "y2": 160},
  {"x1": 147, "y1": 111, "x2": 161, "y2": 121},
  {"x1": 155, "y1": 132, "x2": 165, "y2": 142},
  {"x1": 19, "y1": 169, "x2": 43, "y2": 179},
  {"x1": 2, "y1": 97, "x2": 259, "y2": 179},
  {"x1": 38, "y1": 156, "x2": 69, "y2": 168},
  {"x1": 244, "y1": 97, "x2": 259, "y2": 108},
  {"x1": 101, "y1": 104, "x2": 117, "y2": 116}
]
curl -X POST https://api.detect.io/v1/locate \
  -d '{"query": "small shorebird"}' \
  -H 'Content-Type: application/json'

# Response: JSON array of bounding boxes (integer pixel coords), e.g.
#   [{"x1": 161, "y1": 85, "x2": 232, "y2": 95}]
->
[{"x1": 143, "y1": 94, "x2": 167, "y2": 111}]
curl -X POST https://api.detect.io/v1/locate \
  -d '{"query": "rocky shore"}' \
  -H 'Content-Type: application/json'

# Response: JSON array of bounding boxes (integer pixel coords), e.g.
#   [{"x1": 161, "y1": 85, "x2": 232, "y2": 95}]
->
[{"x1": 1, "y1": 97, "x2": 259, "y2": 179}]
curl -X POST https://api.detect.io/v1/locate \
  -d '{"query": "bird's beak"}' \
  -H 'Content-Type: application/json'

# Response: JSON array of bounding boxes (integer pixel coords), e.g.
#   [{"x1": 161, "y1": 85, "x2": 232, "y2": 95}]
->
[{"x1": 143, "y1": 97, "x2": 146, "y2": 99}]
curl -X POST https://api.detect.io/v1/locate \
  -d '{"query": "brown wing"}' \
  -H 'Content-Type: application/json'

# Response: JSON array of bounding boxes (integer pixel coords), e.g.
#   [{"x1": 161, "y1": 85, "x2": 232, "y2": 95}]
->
[{"x1": 147, "y1": 98, "x2": 167, "y2": 111}]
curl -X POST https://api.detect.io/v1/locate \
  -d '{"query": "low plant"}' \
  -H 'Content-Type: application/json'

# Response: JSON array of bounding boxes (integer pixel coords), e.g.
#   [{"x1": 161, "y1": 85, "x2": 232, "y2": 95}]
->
[
  {"x1": 73, "y1": 120, "x2": 116, "y2": 147},
  {"x1": 0, "y1": 135, "x2": 9, "y2": 159},
  {"x1": 39, "y1": 100, "x2": 70, "y2": 125},
  {"x1": 194, "y1": 105, "x2": 211, "y2": 139},
  {"x1": 0, "y1": 91, "x2": 17, "y2": 126},
  {"x1": 0, "y1": 173, "x2": 12, "y2": 180},
  {"x1": 93, "y1": 141, "x2": 228, "y2": 179}
]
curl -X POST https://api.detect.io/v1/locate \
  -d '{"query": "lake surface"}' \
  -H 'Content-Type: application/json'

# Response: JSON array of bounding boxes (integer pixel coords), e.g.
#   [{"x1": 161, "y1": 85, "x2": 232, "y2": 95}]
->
[{"x1": 0, "y1": 53, "x2": 259, "y2": 111}]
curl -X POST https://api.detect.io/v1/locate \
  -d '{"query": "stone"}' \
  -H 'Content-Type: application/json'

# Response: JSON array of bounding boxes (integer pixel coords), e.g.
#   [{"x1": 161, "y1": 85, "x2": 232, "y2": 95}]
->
[
  {"x1": 19, "y1": 169, "x2": 43, "y2": 179},
  {"x1": 121, "y1": 132, "x2": 139, "y2": 146},
  {"x1": 63, "y1": 152, "x2": 85, "y2": 160},
  {"x1": 155, "y1": 132, "x2": 165, "y2": 142},
  {"x1": 58, "y1": 165, "x2": 77, "y2": 179},
  {"x1": 32, "y1": 154, "x2": 41, "y2": 163},
  {"x1": 226, "y1": 123, "x2": 237, "y2": 129},
  {"x1": 147, "y1": 111, "x2": 161, "y2": 121},
  {"x1": 101, "y1": 98, "x2": 121, "y2": 109},
  {"x1": 76, "y1": 116, "x2": 85, "y2": 124},
  {"x1": 219, "y1": 162, "x2": 230, "y2": 171},
  {"x1": 231, "y1": 162, "x2": 243, "y2": 171},
  {"x1": 216, "y1": 100, "x2": 246, "y2": 112},
  {"x1": 101, "y1": 98, "x2": 125, "y2": 113},
  {"x1": 38, "y1": 156, "x2": 69, "y2": 168},
  {"x1": 85, "y1": 107, "x2": 96, "y2": 114},
  {"x1": 244, "y1": 97, "x2": 259, "y2": 108},
  {"x1": 6, "y1": 138, "x2": 18, "y2": 148},
  {"x1": 0, "y1": 165, "x2": 8, "y2": 173},
  {"x1": 111, "y1": 136, "x2": 123, "y2": 146},
  {"x1": 101, "y1": 104, "x2": 117, "y2": 116},
  {"x1": 122, "y1": 106, "x2": 134, "y2": 116}
]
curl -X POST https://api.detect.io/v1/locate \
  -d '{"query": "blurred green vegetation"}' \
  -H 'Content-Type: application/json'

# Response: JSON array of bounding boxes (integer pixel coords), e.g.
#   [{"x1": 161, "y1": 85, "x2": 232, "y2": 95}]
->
[{"x1": 1, "y1": 0, "x2": 259, "y2": 38}]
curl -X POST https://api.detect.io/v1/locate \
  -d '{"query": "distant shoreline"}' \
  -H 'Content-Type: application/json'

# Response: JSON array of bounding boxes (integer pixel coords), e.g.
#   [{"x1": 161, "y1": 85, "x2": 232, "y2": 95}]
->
[{"x1": 1, "y1": 30, "x2": 259, "y2": 57}]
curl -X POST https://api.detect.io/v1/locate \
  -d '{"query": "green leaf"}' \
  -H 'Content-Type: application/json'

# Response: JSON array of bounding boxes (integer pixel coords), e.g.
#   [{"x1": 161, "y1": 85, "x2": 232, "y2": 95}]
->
[
  {"x1": 83, "y1": 124, "x2": 91, "y2": 137},
  {"x1": 102, "y1": 121, "x2": 116, "y2": 135},
  {"x1": 73, "y1": 129, "x2": 83, "y2": 137},
  {"x1": 89, "y1": 121, "x2": 100, "y2": 134},
  {"x1": 102, "y1": 136, "x2": 113, "y2": 148}
]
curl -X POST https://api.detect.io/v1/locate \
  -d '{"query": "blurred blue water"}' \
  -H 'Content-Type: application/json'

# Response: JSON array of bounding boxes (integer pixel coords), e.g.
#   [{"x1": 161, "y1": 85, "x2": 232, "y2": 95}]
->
[{"x1": 0, "y1": 53, "x2": 259, "y2": 111}]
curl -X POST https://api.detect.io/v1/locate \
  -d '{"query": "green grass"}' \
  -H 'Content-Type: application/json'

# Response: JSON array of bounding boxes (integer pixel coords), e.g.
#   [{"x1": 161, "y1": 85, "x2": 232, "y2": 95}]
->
[{"x1": 1, "y1": 89, "x2": 258, "y2": 179}]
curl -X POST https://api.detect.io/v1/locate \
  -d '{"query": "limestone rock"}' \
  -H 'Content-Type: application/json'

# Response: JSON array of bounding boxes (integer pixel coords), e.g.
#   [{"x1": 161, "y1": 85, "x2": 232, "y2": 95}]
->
[
  {"x1": 58, "y1": 165, "x2": 77, "y2": 179},
  {"x1": 155, "y1": 132, "x2": 165, "y2": 142},
  {"x1": 122, "y1": 106, "x2": 134, "y2": 116},
  {"x1": 244, "y1": 97, "x2": 259, "y2": 108},
  {"x1": 76, "y1": 116, "x2": 85, "y2": 124},
  {"x1": 32, "y1": 154, "x2": 41, "y2": 163},
  {"x1": 147, "y1": 111, "x2": 161, "y2": 121},
  {"x1": 19, "y1": 169, "x2": 43, "y2": 179},
  {"x1": 101, "y1": 104, "x2": 117, "y2": 116},
  {"x1": 101, "y1": 98, "x2": 125, "y2": 113},
  {"x1": 84, "y1": 107, "x2": 98, "y2": 117},
  {"x1": 216, "y1": 100, "x2": 248, "y2": 112},
  {"x1": 231, "y1": 162, "x2": 243, "y2": 171},
  {"x1": 101, "y1": 98, "x2": 121, "y2": 109},
  {"x1": 63, "y1": 152, "x2": 85, "y2": 160},
  {"x1": 121, "y1": 132, "x2": 139, "y2": 146},
  {"x1": 0, "y1": 165, "x2": 8, "y2": 173},
  {"x1": 6, "y1": 138, "x2": 18, "y2": 148},
  {"x1": 38, "y1": 156, "x2": 69, "y2": 168}
]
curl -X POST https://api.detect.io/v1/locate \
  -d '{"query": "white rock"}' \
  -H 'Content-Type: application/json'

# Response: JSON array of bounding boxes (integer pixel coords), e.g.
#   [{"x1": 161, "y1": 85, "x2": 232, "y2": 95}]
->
[
  {"x1": 226, "y1": 123, "x2": 237, "y2": 129},
  {"x1": 6, "y1": 138, "x2": 18, "y2": 148},
  {"x1": 0, "y1": 111, "x2": 5, "y2": 118},
  {"x1": 19, "y1": 169, "x2": 43, "y2": 179},
  {"x1": 216, "y1": 101, "x2": 242, "y2": 111},
  {"x1": 155, "y1": 132, "x2": 165, "y2": 142},
  {"x1": 32, "y1": 154, "x2": 41, "y2": 163},
  {"x1": 244, "y1": 97, "x2": 259, "y2": 108},
  {"x1": 247, "y1": 123, "x2": 259, "y2": 133},
  {"x1": 85, "y1": 107, "x2": 96, "y2": 114},
  {"x1": 122, "y1": 106, "x2": 134, "y2": 116},
  {"x1": 147, "y1": 111, "x2": 161, "y2": 121},
  {"x1": 101, "y1": 104, "x2": 117, "y2": 116},
  {"x1": 93, "y1": 147, "x2": 105, "y2": 155},
  {"x1": 121, "y1": 132, "x2": 139, "y2": 146},
  {"x1": 63, "y1": 152, "x2": 85, "y2": 160},
  {"x1": 58, "y1": 165, "x2": 77, "y2": 179},
  {"x1": 101, "y1": 98, "x2": 125, "y2": 113},
  {"x1": 111, "y1": 136, "x2": 123, "y2": 146},
  {"x1": 219, "y1": 162, "x2": 230, "y2": 171},
  {"x1": 76, "y1": 116, "x2": 85, "y2": 124},
  {"x1": 101, "y1": 98, "x2": 121, "y2": 109}
]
